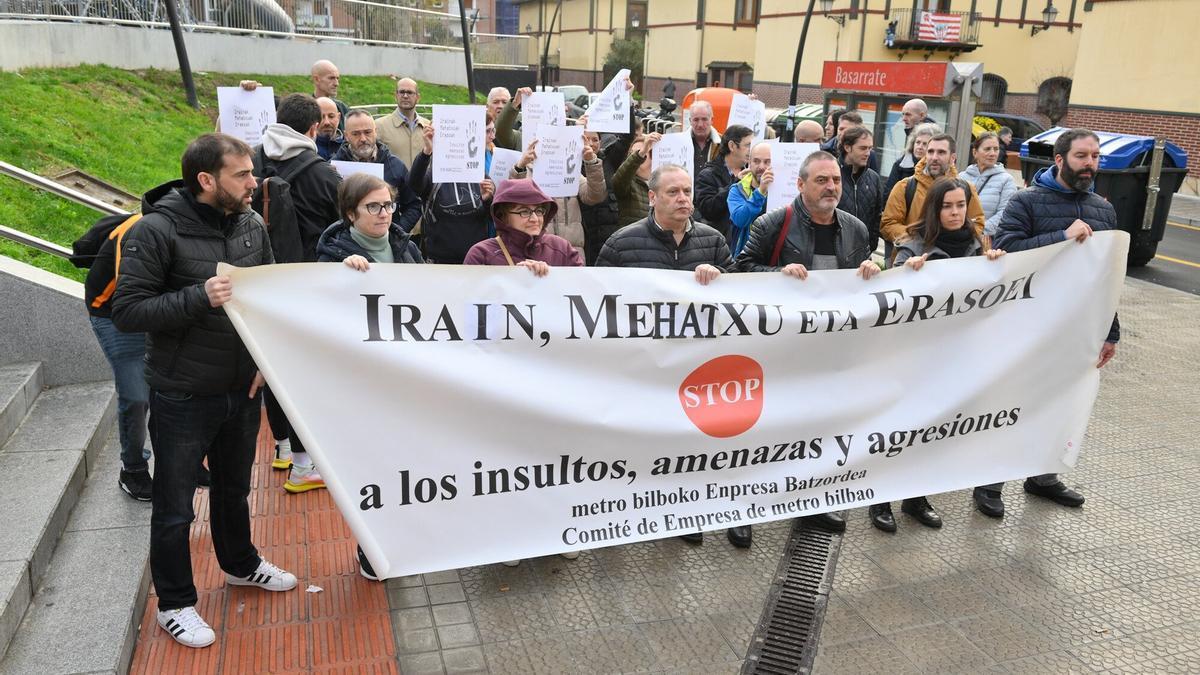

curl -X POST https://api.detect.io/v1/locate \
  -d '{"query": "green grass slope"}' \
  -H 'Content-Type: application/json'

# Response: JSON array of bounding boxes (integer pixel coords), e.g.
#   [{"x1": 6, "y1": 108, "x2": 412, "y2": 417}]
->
[{"x1": 0, "y1": 65, "x2": 470, "y2": 280}]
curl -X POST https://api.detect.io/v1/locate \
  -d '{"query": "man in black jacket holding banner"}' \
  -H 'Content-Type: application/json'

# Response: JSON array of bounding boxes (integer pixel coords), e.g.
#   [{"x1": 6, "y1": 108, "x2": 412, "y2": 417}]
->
[{"x1": 112, "y1": 133, "x2": 297, "y2": 649}]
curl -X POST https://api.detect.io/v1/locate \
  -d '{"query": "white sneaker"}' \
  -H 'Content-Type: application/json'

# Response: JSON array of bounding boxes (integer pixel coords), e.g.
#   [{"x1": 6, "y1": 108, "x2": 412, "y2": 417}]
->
[
  {"x1": 502, "y1": 560, "x2": 521, "y2": 567},
  {"x1": 226, "y1": 558, "x2": 297, "y2": 592},
  {"x1": 157, "y1": 606, "x2": 215, "y2": 648},
  {"x1": 560, "y1": 551, "x2": 580, "y2": 560}
]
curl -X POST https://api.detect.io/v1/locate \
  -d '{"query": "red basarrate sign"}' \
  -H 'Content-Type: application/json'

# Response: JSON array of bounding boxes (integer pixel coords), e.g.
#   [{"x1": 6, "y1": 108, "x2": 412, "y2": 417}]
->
[{"x1": 821, "y1": 61, "x2": 950, "y2": 97}]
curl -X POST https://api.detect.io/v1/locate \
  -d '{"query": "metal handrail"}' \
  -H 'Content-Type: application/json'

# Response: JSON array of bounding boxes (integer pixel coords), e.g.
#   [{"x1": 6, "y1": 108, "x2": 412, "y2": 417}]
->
[
  {"x1": 0, "y1": 161, "x2": 128, "y2": 216},
  {"x1": 0, "y1": 160, "x2": 129, "y2": 260},
  {"x1": 0, "y1": 225, "x2": 73, "y2": 258}
]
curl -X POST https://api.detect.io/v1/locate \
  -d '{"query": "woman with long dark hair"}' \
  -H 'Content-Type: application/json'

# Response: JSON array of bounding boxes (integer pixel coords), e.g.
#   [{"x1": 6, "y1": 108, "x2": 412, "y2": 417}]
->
[{"x1": 868, "y1": 177, "x2": 1005, "y2": 534}]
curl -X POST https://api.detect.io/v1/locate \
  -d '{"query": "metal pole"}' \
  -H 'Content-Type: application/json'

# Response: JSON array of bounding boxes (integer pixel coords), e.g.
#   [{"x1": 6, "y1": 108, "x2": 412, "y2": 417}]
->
[
  {"x1": 458, "y1": 1, "x2": 476, "y2": 103},
  {"x1": 785, "y1": 0, "x2": 819, "y2": 142},
  {"x1": 541, "y1": 0, "x2": 562, "y2": 89},
  {"x1": 1142, "y1": 138, "x2": 1166, "y2": 231},
  {"x1": 162, "y1": 0, "x2": 198, "y2": 109}
]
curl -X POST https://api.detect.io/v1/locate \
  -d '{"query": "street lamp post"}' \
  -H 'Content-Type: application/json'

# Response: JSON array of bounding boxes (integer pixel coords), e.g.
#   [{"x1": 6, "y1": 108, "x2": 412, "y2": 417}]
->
[
  {"x1": 1031, "y1": 1, "x2": 1059, "y2": 36},
  {"x1": 784, "y1": 0, "x2": 819, "y2": 142}
]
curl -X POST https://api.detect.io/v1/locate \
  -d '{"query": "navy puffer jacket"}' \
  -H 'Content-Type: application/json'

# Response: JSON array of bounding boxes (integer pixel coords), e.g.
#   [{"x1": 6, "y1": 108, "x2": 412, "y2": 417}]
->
[{"x1": 993, "y1": 166, "x2": 1120, "y2": 342}]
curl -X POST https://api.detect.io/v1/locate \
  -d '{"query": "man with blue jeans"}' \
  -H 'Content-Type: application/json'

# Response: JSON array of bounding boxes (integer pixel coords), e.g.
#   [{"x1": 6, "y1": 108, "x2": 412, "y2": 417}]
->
[
  {"x1": 88, "y1": 316, "x2": 151, "y2": 496},
  {"x1": 112, "y1": 133, "x2": 297, "y2": 648}
]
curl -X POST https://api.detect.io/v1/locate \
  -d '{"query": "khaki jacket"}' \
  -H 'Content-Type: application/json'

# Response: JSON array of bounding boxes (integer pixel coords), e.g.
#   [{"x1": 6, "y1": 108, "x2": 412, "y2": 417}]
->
[
  {"x1": 375, "y1": 109, "x2": 430, "y2": 170},
  {"x1": 880, "y1": 156, "x2": 985, "y2": 244}
]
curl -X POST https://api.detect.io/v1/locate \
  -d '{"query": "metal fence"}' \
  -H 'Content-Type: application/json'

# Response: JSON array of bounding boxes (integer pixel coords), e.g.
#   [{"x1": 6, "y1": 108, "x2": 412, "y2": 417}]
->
[
  {"x1": 0, "y1": 0, "x2": 529, "y2": 66},
  {"x1": 888, "y1": 8, "x2": 981, "y2": 45}
]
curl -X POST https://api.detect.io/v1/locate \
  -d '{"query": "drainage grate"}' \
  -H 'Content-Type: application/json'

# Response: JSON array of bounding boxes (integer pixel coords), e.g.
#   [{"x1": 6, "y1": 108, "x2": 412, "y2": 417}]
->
[{"x1": 741, "y1": 518, "x2": 843, "y2": 675}]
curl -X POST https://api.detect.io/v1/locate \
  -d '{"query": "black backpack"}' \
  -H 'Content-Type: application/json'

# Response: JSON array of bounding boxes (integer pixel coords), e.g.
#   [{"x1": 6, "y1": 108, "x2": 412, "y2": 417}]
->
[{"x1": 252, "y1": 147, "x2": 323, "y2": 264}]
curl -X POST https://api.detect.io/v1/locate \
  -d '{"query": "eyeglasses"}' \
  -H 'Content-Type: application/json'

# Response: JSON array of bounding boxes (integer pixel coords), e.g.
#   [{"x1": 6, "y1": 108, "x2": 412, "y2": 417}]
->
[
  {"x1": 362, "y1": 201, "x2": 397, "y2": 215},
  {"x1": 396, "y1": 90, "x2": 418, "y2": 97},
  {"x1": 510, "y1": 207, "x2": 548, "y2": 220}
]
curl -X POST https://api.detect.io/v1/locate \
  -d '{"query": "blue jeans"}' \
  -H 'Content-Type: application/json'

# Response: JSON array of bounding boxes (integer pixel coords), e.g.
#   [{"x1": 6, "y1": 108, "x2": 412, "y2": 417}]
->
[
  {"x1": 88, "y1": 315, "x2": 150, "y2": 472},
  {"x1": 149, "y1": 388, "x2": 263, "y2": 611}
]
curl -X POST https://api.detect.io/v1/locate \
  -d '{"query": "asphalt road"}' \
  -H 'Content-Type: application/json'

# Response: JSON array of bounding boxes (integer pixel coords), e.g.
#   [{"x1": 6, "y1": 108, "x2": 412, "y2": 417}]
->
[{"x1": 1128, "y1": 219, "x2": 1200, "y2": 295}]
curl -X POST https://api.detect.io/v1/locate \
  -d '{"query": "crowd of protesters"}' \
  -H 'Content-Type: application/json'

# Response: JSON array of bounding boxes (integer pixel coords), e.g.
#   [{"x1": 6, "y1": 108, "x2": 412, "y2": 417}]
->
[{"x1": 77, "y1": 59, "x2": 1121, "y2": 648}]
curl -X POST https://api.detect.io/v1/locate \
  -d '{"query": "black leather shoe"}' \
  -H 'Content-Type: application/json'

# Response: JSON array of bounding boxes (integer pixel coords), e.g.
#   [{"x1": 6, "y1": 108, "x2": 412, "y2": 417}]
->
[
  {"x1": 803, "y1": 512, "x2": 847, "y2": 533},
  {"x1": 973, "y1": 487, "x2": 1005, "y2": 518},
  {"x1": 679, "y1": 532, "x2": 703, "y2": 544},
  {"x1": 901, "y1": 496, "x2": 943, "y2": 528},
  {"x1": 868, "y1": 503, "x2": 896, "y2": 532},
  {"x1": 1024, "y1": 479, "x2": 1085, "y2": 507},
  {"x1": 727, "y1": 526, "x2": 752, "y2": 548}
]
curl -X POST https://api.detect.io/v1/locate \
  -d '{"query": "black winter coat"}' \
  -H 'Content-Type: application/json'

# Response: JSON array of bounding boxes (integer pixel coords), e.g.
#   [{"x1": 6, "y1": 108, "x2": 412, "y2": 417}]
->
[
  {"x1": 331, "y1": 142, "x2": 423, "y2": 233},
  {"x1": 595, "y1": 216, "x2": 733, "y2": 271},
  {"x1": 734, "y1": 198, "x2": 871, "y2": 272},
  {"x1": 883, "y1": 155, "x2": 916, "y2": 200},
  {"x1": 993, "y1": 166, "x2": 1120, "y2": 342},
  {"x1": 838, "y1": 163, "x2": 885, "y2": 252},
  {"x1": 694, "y1": 158, "x2": 735, "y2": 242},
  {"x1": 409, "y1": 151, "x2": 492, "y2": 264},
  {"x1": 253, "y1": 147, "x2": 341, "y2": 261},
  {"x1": 316, "y1": 220, "x2": 424, "y2": 264},
  {"x1": 111, "y1": 184, "x2": 273, "y2": 394}
]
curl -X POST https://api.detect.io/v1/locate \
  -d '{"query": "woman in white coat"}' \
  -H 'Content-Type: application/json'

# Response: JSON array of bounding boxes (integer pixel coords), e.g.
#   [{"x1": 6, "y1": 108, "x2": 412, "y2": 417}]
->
[{"x1": 961, "y1": 132, "x2": 1018, "y2": 239}]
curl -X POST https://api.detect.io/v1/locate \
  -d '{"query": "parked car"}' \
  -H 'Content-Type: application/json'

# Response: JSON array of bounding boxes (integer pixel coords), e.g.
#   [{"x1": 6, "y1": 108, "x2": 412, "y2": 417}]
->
[{"x1": 976, "y1": 113, "x2": 1047, "y2": 151}]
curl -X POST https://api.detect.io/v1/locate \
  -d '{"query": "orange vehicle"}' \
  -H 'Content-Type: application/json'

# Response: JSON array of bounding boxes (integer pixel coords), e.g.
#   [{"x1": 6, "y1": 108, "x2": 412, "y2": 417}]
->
[{"x1": 680, "y1": 87, "x2": 742, "y2": 133}]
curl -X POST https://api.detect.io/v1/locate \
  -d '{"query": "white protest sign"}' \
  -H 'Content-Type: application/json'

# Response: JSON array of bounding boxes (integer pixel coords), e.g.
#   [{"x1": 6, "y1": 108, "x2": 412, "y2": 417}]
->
[
  {"x1": 222, "y1": 232, "x2": 1128, "y2": 578},
  {"x1": 330, "y1": 160, "x2": 385, "y2": 181},
  {"x1": 728, "y1": 94, "x2": 768, "y2": 141},
  {"x1": 432, "y1": 105, "x2": 487, "y2": 184},
  {"x1": 217, "y1": 86, "x2": 275, "y2": 146},
  {"x1": 586, "y1": 68, "x2": 633, "y2": 134},
  {"x1": 650, "y1": 132, "x2": 695, "y2": 182},
  {"x1": 766, "y1": 142, "x2": 820, "y2": 212},
  {"x1": 489, "y1": 147, "x2": 523, "y2": 187},
  {"x1": 531, "y1": 124, "x2": 584, "y2": 198},
  {"x1": 521, "y1": 92, "x2": 566, "y2": 153}
]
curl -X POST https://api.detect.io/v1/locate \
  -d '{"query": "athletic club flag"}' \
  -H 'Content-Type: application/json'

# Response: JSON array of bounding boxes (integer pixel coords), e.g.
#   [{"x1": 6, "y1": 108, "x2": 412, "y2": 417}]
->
[{"x1": 918, "y1": 11, "x2": 961, "y2": 42}]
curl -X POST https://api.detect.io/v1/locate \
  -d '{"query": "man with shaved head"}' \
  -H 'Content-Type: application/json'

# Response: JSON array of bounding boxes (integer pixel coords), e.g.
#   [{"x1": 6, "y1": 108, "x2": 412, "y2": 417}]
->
[
  {"x1": 901, "y1": 98, "x2": 933, "y2": 137},
  {"x1": 311, "y1": 60, "x2": 349, "y2": 132},
  {"x1": 794, "y1": 119, "x2": 825, "y2": 144},
  {"x1": 314, "y1": 96, "x2": 343, "y2": 160},
  {"x1": 376, "y1": 76, "x2": 429, "y2": 170}
]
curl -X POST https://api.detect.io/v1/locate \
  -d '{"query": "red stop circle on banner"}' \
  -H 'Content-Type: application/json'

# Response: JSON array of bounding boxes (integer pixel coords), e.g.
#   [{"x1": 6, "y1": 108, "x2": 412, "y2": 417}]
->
[{"x1": 678, "y1": 355, "x2": 765, "y2": 438}]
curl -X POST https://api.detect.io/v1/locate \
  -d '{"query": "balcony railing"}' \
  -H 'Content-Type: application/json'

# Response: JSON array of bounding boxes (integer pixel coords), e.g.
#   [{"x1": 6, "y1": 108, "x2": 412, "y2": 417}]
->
[
  {"x1": 887, "y1": 8, "x2": 980, "y2": 51},
  {"x1": 0, "y1": 0, "x2": 530, "y2": 66}
]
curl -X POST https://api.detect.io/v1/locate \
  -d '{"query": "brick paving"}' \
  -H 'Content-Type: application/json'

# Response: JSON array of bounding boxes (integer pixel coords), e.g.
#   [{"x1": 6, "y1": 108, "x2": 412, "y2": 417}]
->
[{"x1": 127, "y1": 274, "x2": 1200, "y2": 673}]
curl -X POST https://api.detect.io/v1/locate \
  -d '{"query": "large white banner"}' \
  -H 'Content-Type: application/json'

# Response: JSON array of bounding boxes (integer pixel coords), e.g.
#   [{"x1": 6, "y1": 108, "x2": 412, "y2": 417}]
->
[{"x1": 222, "y1": 233, "x2": 1128, "y2": 579}]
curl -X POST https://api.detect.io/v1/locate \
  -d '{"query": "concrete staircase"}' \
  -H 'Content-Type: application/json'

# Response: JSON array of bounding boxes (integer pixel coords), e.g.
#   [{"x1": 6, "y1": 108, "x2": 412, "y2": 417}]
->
[{"x1": 0, "y1": 361, "x2": 152, "y2": 674}]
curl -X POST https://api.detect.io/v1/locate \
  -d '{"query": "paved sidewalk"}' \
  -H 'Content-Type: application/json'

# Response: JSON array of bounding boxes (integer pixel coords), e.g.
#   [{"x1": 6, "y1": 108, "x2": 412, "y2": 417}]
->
[
  {"x1": 813, "y1": 277, "x2": 1200, "y2": 674},
  {"x1": 1170, "y1": 193, "x2": 1200, "y2": 225}
]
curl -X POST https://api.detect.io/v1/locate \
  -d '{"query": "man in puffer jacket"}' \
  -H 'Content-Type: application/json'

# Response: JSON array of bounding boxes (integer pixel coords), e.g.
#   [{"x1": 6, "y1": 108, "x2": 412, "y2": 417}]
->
[
  {"x1": 508, "y1": 133, "x2": 607, "y2": 260},
  {"x1": 333, "y1": 109, "x2": 423, "y2": 233},
  {"x1": 984, "y1": 128, "x2": 1121, "y2": 517},
  {"x1": 596, "y1": 164, "x2": 731, "y2": 275},
  {"x1": 112, "y1": 133, "x2": 296, "y2": 649},
  {"x1": 409, "y1": 125, "x2": 495, "y2": 264}
]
